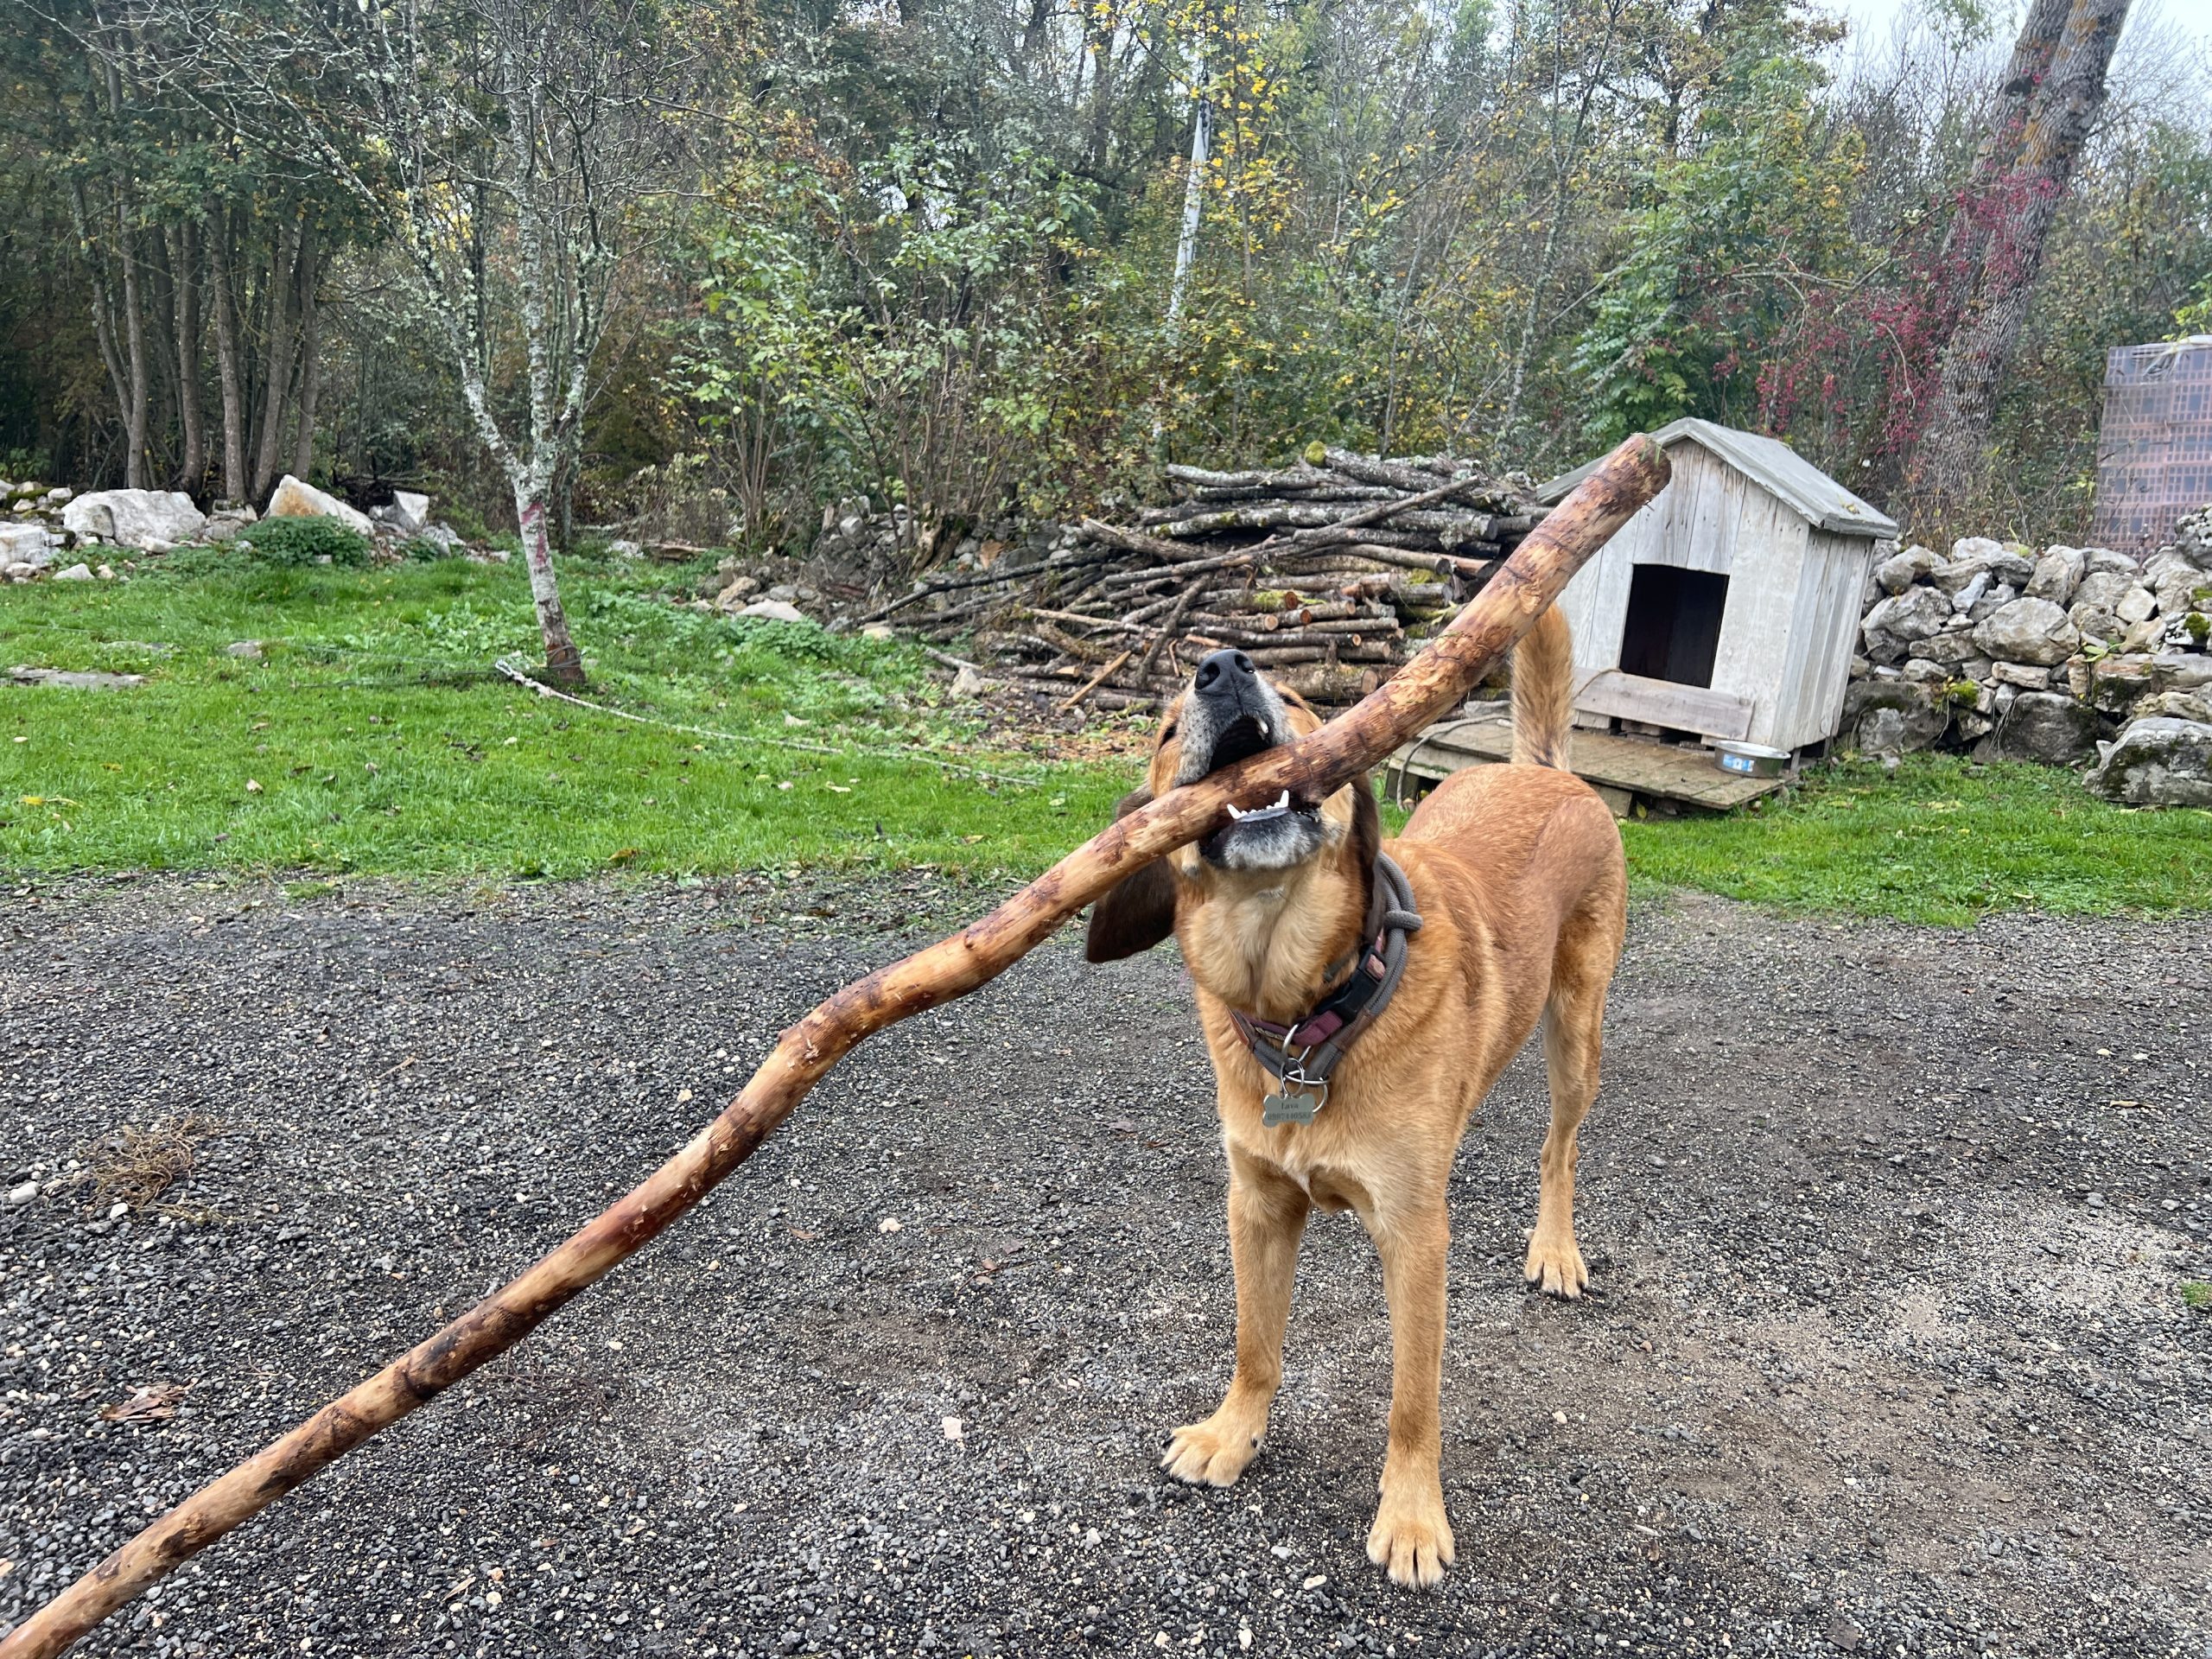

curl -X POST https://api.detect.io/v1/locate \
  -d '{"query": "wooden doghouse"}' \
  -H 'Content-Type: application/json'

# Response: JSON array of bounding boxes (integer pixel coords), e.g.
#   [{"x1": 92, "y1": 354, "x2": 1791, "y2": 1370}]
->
[{"x1": 1535, "y1": 418, "x2": 1898, "y2": 755}]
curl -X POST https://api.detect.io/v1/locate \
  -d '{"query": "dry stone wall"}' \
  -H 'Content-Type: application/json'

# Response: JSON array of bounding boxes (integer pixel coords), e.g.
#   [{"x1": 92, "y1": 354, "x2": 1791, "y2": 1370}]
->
[{"x1": 1843, "y1": 510, "x2": 2212, "y2": 804}]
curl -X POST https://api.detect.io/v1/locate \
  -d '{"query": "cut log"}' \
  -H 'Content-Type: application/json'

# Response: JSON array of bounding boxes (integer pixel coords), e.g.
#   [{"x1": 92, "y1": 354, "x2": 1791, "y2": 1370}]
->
[
  {"x1": 1096, "y1": 550, "x2": 1256, "y2": 589},
  {"x1": 1074, "y1": 518, "x2": 1209, "y2": 562},
  {"x1": 1135, "y1": 575, "x2": 1208, "y2": 683},
  {"x1": 0, "y1": 432, "x2": 1668, "y2": 1659},
  {"x1": 1161, "y1": 462, "x2": 1335, "y2": 491},
  {"x1": 1058, "y1": 649, "x2": 1135, "y2": 710},
  {"x1": 1320, "y1": 448, "x2": 1464, "y2": 493}
]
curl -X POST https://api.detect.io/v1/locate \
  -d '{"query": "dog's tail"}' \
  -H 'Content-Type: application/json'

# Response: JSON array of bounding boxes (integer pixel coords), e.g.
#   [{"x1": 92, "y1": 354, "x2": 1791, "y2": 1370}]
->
[{"x1": 1510, "y1": 605, "x2": 1574, "y2": 770}]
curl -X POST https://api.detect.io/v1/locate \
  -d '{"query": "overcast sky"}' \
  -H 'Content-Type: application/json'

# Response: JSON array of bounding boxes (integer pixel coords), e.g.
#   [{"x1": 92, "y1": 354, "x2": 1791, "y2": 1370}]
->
[
  {"x1": 1814, "y1": 0, "x2": 2212, "y2": 99},
  {"x1": 1830, "y1": 0, "x2": 2212, "y2": 58},
  {"x1": 1831, "y1": 0, "x2": 2212, "y2": 54}
]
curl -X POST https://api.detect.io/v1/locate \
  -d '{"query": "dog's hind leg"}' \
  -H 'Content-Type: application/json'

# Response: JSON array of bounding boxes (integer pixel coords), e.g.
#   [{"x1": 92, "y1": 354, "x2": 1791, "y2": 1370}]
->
[
  {"x1": 1525, "y1": 925, "x2": 1615, "y2": 1299},
  {"x1": 1163, "y1": 1147, "x2": 1308, "y2": 1488}
]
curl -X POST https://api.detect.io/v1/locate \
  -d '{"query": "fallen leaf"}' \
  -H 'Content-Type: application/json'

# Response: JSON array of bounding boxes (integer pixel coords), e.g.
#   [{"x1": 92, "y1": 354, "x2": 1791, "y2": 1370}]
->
[
  {"x1": 878, "y1": 1217, "x2": 903, "y2": 1234},
  {"x1": 100, "y1": 1381, "x2": 191, "y2": 1424},
  {"x1": 245, "y1": 779, "x2": 263, "y2": 794}
]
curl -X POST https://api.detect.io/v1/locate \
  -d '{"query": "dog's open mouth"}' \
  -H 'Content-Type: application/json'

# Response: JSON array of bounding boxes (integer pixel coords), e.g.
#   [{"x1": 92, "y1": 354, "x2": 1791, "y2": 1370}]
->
[{"x1": 1198, "y1": 715, "x2": 1323, "y2": 868}]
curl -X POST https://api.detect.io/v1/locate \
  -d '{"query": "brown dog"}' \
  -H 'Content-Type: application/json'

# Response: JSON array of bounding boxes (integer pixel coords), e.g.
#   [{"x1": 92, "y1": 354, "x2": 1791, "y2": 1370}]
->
[{"x1": 1084, "y1": 606, "x2": 1626, "y2": 1587}]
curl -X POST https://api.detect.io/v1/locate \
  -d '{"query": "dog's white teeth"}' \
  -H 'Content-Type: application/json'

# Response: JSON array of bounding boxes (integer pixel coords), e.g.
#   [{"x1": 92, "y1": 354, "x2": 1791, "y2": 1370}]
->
[{"x1": 1226, "y1": 792, "x2": 1292, "y2": 827}]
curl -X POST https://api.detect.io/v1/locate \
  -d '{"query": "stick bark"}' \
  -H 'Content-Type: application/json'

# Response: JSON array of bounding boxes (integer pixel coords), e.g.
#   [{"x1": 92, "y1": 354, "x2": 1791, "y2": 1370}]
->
[{"x1": 0, "y1": 434, "x2": 1669, "y2": 1659}]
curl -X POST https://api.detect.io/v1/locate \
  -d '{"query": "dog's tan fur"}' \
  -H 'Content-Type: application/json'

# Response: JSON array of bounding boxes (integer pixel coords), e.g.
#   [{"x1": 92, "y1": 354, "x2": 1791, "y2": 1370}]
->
[{"x1": 1087, "y1": 607, "x2": 1626, "y2": 1587}]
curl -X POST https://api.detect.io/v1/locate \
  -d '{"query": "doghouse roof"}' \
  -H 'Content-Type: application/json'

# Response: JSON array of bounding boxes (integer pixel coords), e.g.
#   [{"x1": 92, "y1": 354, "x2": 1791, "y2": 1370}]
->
[{"x1": 1536, "y1": 418, "x2": 1900, "y2": 539}]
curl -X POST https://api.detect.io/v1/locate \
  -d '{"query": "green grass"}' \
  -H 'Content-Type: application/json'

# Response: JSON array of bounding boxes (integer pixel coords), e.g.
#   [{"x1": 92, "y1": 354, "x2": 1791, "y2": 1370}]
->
[
  {"x1": 0, "y1": 553, "x2": 1127, "y2": 880},
  {"x1": 5, "y1": 557, "x2": 2208, "y2": 923},
  {"x1": 2184, "y1": 1281, "x2": 2212, "y2": 1313},
  {"x1": 1621, "y1": 753, "x2": 2212, "y2": 926}
]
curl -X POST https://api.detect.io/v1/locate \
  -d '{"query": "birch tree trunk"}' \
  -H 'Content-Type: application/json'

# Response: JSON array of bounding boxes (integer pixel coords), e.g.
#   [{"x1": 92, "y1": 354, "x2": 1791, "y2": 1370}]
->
[
  {"x1": 115, "y1": 188, "x2": 150, "y2": 490},
  {"x1": 147, "y1": 230, "x2": 181, "y2": 478},
  {"x1": 70, "y1": 180, "x2": 133, "y2": 484},
  {"x1": 1164, "y1": 74, "x2": 1210, "y2": 346},
  {"x1": 1907, "y1": 0, "x2": 2131, "y2": 528},
  {"x1": 290, "y1": 227, "x2": 322, "y2": 480},
  {"x1": 251, "y1": 214, "x2": 302, "y2": 501},
  {"x1": 514, "y1": 474, "x2": 585, "y2": 683},
  {"x1": 210, "y1": 204, "x2": 248, "y2": 503},
  {"x1": 169, "y1": 220, "x2": 207, "y2": 491}
]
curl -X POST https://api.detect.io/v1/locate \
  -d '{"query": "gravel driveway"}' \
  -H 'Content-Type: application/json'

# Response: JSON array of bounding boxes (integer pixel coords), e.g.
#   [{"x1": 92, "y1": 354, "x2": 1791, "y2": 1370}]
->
[{"x1": 3, "y1": 874, "x2": 2208, "y2": 1659}]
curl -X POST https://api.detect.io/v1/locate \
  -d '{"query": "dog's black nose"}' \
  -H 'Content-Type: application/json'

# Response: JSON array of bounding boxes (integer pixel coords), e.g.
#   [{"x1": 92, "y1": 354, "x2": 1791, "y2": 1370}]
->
[{"x1": 1193, "y1": 649, "x2": 1258, "y2": 696}]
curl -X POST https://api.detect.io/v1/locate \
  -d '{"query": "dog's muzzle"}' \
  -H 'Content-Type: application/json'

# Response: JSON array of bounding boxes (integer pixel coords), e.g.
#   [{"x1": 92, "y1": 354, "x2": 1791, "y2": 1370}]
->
[{"x1": 1178, "y1": 651, "x2": 1326, "y2": 871}]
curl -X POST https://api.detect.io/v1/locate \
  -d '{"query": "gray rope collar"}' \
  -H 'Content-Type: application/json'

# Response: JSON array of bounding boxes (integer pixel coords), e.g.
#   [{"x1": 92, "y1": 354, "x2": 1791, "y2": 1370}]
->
[{"x1": 1228, "y1": 853, "x2": 1422, "y2": 1128}]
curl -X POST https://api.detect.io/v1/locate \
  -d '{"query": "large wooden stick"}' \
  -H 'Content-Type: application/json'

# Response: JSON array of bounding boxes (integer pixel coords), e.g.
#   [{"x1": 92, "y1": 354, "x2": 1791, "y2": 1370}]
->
[{"x1": 0, "y1": 435, "x2": 1667, "y2": 1659}]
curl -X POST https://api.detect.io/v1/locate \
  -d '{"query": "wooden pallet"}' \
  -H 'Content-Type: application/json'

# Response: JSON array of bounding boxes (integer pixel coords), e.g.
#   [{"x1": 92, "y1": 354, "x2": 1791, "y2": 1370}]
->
[{"x1": 1386, "y1": 714, "x2": 1789, "y2": 813}]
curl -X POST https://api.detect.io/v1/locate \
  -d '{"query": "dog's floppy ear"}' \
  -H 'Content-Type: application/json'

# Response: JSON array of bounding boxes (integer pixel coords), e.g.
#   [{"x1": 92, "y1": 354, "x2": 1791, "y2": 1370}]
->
[
  {"x1": 1084, "y1": 786, "x2": 1178, "y2": 963},
  {"x1": 1350, "y1": 772, "x2": 1381, "y2": 874}
]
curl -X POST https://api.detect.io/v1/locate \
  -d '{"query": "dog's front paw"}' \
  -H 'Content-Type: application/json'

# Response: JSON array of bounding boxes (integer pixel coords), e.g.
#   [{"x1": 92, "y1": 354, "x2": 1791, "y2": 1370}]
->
[
  {"x1": 1522, "y1": 1226, "x2": 1588, "y2": 1299},
  {"x1": 1367, "y1": 1482, "x2": 1454, "y2": 1588},
  {"x1": 1161, "y1": 1410, "x2": 1264, "y2": 1487}
]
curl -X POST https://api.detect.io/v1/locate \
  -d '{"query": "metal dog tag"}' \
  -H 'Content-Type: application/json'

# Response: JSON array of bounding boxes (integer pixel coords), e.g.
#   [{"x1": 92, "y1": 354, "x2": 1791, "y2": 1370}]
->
[{"x1": 1262, "y1": 1089, "x2": 1319, "y2": 1128}]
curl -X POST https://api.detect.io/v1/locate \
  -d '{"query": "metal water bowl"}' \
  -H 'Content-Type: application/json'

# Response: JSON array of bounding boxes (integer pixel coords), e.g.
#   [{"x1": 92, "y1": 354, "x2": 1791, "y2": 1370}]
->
[{"x1": 1712, "y1": 740, "x2": 1791, "y2": 779}]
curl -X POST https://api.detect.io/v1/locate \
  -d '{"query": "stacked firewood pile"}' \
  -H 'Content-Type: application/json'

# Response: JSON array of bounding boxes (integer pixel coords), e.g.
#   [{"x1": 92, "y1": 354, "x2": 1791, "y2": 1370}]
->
[{"x1": 864, "y1": 449, "x2": 1547, "y2": 711}]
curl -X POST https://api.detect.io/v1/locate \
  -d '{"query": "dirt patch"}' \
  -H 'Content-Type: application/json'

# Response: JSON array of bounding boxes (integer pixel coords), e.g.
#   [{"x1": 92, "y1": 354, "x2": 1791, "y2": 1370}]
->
[{"x1": 0, "y1": 878, "x2": 2205, "y2": 1657}]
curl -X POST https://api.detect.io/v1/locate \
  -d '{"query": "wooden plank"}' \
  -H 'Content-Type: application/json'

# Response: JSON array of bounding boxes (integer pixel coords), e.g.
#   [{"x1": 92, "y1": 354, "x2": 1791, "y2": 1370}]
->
[
  {"x1": 1573, "y1": 669, "x2": 1754, "y2": 740},
  {"x1": 1713, "y1": 493, "x2": 1807, "y2": 748},
  {"x1": 1590, "y1": 784, "x2": 1635, "y2": 820},
  {"x1": 1389, "y1": 718, "x2": 1786, "y2": 810},
  {"x1": 1780, "y1": 529, "x2": 1875, "y2": 750}
]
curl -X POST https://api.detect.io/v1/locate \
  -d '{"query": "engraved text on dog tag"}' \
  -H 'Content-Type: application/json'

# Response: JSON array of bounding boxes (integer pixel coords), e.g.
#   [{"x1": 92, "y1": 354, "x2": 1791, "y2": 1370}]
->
[{"x1": 1262, "y1": 1089, "x2": 1319, "y2": 1128}]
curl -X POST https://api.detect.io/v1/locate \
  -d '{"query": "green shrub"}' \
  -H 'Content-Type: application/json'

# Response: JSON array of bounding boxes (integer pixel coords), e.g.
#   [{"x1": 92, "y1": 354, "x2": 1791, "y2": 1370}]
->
[
  {"x1": 238, "y1": 514, "x2": 371, "y2": 568},
  {"x1": 402, "y1": 536, "x2": 456, "y2": 563}
]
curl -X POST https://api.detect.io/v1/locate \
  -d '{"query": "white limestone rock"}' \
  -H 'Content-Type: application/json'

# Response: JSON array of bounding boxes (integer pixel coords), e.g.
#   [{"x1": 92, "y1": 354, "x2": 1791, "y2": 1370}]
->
[
  {"x1": 2025, "y1": 546, "x2": 2086, "y2": 606},
  {"x1": 2084, "y1": 717, "x2": 2212, "y2": 807},
  {"x1": 0, "y1": 522, "x2": 52, "y2": 568},
  {"x1": 265, "y1": 474, "x2": 372, "y2": 535},
  {"x1": 1973, "y1": 596, "x2": 2079, "y2": 667},
  {"x1": 60, "y1": 489, "x2": 206, "y2": 550}
]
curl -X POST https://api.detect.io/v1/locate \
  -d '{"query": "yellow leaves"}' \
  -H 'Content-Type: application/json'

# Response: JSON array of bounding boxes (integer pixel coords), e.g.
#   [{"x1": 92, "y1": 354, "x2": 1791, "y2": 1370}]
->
[{"x1": 20, "y1": 795, "x2": 80, "y2": 809}]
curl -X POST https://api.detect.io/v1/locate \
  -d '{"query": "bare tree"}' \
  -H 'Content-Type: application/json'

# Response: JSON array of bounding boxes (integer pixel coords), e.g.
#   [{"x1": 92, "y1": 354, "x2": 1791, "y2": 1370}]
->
[
  {"x1": 349, "y1": 0, "x2": 705, "y2": 681},
  {"x1": 141, "y1": 0, "x2": 708, "y2": 683},
  {"x1": 1907, "y1": 0, "x2": 2132, "y2": 526}
]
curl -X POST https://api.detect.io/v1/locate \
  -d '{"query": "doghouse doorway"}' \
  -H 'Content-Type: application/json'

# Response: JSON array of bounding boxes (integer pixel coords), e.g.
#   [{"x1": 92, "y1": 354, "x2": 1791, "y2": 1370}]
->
[{"x1": 1618, "y1": 564, "x2": 1728, "y2": 689}]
